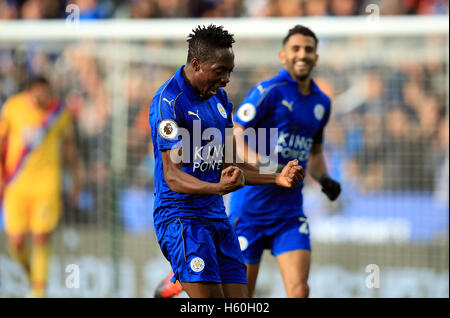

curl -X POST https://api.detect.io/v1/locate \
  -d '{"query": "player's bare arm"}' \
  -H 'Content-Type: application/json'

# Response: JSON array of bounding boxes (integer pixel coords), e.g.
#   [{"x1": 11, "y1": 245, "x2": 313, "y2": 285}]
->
[
  {"x1": 307, "y1": 143, "x2": 327, "y2": 181},
  {"x1": 161, "y1": 148, "x2": 244, "y2": 195},
  {"x1": 222, "y1": 126, "x2": 304, "y2": 188}
]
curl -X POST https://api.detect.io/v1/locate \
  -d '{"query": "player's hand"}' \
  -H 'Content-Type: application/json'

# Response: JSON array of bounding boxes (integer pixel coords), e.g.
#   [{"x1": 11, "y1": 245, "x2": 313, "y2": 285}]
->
[
  {"x1": 319, "y1": 174, "x2": 341, "y2": 201},
  {"x1": 276, "y1": 160, "x2": 304, "y2": 188},
  {"x1": 218, "y1": 166, "x2": 245, "y2": 195}
]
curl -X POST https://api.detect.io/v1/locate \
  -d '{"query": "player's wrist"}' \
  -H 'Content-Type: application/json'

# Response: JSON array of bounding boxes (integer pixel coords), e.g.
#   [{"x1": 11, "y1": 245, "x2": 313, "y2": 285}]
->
[
  {"x1": 318, "y1": 173, "x2": 331, "y2": 186},
  {"x1": 212, "y1": 182, "x2": 226, "y2": 196},
  {"x1": 319, "y1": 174, "x2": 341, "y2": 201},
  {"x1": 274, "y1": 173, "x2": 283, "y2": 186}
]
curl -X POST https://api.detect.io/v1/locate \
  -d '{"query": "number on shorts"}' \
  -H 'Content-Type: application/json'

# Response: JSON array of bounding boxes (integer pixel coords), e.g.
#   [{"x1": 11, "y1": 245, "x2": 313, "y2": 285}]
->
[{"x1": 298, "y1": 217, "x2": 309, "y2": 235}]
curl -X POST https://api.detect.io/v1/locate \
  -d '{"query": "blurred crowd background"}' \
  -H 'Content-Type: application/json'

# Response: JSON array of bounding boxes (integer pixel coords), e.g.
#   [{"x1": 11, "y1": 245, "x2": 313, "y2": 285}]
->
[
  {"x1": 0, "y1": 0, "x2": 448, "y2": 297},
  {"x1": 0, "y1": 0, "x2": 448, "y2": 19}
]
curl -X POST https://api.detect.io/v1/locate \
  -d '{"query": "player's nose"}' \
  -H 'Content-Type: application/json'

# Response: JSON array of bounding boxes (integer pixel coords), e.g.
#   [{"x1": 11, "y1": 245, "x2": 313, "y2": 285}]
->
[
  {"x1": 296, "y1": 48, "x2": 307, "y2": 59},
  {"x1": 221, "y1": 72, "x2": 231, "y2": 85}
]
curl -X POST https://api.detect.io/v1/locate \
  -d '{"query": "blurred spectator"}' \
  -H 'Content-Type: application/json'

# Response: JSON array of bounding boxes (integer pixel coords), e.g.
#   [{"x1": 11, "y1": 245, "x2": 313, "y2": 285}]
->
[
  {"x1": 202, "y1": 0, "x2": 242, "y2": 17},
  {"x1": 304, "y1": 0, "x2": 329, "y2": 16},
  {"x1": 401, "y1": 79, "x2": 425, "y2": 121},
  {"x1": 243, "y1": 0, "x2": 270, "y2": 16},
  {"x1": 417, "y1": 95, "x2": 440, "y2": 138},
  {"x1": 267, "y1": 0, "x2": 303, "y2": 17},
  {"x1": 329, "y1": 0, "x2": 358, "y2": 16},
  {"x1": 353, "y1": 112, "x2": 385, "y2": 193},
  {"x1": 404, "y1": 0, "x2": 449, "y2": 14},
  {"x1": 357, "y1": 71, "x2": 386, "y2": 116},
  {"x1": 20, "y1": 0, "x2": 43, "y2": 19},
  {"x1": 383, "y1": 107, "x2": 435, "y2": 191},
  {"x1": 69, "y1": 0, "x2": 113, "y2": 19},
  {"x1": 379, "y1": 0, "x2": 409, "y2": 15},
  {"x1": 157, "y1": 0, "x2": 189, "y2": 17},
  {"x1": 0, "y1": 0, "x2": 19, "y2": 19},
  {"x1": 115, "y1": 0, "x2": 160, "y2": 18}
]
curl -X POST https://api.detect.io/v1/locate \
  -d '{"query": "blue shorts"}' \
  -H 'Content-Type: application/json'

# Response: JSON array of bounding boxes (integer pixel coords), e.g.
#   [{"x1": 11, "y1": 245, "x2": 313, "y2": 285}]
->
[
  {"x1": 230, "y1": 215, "x2": 311, "y2": 264},
  {"x1": 155, "y1": 216, "x2": 247, "y2": 284}
]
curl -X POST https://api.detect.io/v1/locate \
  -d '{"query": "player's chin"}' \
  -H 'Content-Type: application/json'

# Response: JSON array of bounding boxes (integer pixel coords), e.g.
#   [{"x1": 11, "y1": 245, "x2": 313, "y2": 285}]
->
[
  {"x1": 203, "y1": 90, "x2": 217, "y2": 100},
  {"x1": 293, "y1": 67, "x2": 311, "y2": 80},
  {"x1": 294, "y1": 72, "x2": 310, "y2": 81}
]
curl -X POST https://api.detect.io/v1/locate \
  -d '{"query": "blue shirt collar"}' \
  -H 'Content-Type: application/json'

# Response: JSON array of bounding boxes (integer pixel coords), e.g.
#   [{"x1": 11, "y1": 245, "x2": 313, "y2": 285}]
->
[
  {"x1": 174, "y1": 65, "x2": 203, "y2": 101},
  {"x1": 279, "y1": 68, "x2": 321, "y2": 95}
]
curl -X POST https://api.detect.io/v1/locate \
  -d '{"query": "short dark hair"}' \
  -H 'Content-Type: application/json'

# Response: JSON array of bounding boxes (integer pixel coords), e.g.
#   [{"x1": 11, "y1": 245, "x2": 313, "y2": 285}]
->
[
  {"x1": 27, "y1": 75, "x2": 50, "y2": 89},
  {"x1": 282, "y1": 25, "x2": 318, "y2": 48},
  {"x1": 187, "y1": 24, "x2": 235, "y2": 63}
]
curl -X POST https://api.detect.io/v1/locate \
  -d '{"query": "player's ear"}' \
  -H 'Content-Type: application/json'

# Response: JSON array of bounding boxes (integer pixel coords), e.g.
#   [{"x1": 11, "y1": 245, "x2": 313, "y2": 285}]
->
[
  {"x1": 279, "y1": 50, "x2": 286, "y2": 65},
  {"x1": 313, "y1": 53, "x2": 319, "y2": 67},
  {"x1": 190, "y1": 57, "x2": 201, "y2": 72}
]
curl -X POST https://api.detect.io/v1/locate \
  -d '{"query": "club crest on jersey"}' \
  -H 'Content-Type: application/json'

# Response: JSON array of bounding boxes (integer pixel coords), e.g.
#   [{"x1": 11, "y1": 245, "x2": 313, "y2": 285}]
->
[
  {"x1": 237, "y1": 103, "x2": 256, "y2": 122},
  {"x1": 314, "y1": 104, "x2": 325, "y2": 121},
  {"x1": 158, "y1": 119, "x2": 178, "y2": 140},
  {"x1": 190, "y1": 257, "x2": 205, "y2": 272},
  {"x1": 238, "y1": 236, "x2": 248, "y2": 251},
  {"x1": 217, "y1": 103, "x2": 227, "y2": 119}
]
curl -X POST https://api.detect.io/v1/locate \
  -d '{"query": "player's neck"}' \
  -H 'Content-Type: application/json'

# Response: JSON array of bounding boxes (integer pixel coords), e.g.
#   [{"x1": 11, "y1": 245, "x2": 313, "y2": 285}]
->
[
  {"x1": 297, "y1": 78, "x2": 312, "y2": 95},
  {"x1": 182, "y1": 65, "x2": 200, "y2": 95}
]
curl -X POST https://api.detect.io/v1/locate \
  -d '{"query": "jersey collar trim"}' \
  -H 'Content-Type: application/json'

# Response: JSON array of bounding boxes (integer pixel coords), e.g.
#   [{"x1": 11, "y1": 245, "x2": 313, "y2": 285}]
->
[
  {"x1": 174, "y1": 65, "x2": 202, "y2": 102},
  {"x1": 279, "y1": 68, "x2": 321, "y2": 95}
]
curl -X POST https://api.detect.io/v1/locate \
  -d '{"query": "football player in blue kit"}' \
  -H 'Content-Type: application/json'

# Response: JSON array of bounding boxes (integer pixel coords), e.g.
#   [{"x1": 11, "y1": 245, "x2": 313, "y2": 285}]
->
[
  {"x1": 148, "y1": 25, "x2": 304, "y2": 298},
  {"x1": 229, "y1": 25, "x2": 341, "y2": 298}
]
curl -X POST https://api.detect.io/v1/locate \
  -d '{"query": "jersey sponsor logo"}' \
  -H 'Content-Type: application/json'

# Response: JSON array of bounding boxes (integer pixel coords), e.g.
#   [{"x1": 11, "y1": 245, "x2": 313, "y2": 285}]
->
[
  {"x1": 314, "y1": 104, "x2": 325, "y2": 121},
  {"x1": 238, "y1": 236, "x2": 248, "y2": 251},
  {"x1": 162, "y1": 98, "x2": 174, "y2": 107},
  {"x1": 256, "y1": 85, "x2": 264, "y2": 94},
  {"x1": 190, "y1": 257, "x2": 205, "y2": 273},
  {"x1": 187, "y1": 110, "x2": 201, "y2": 120},
  {"x1": 281, "y1": 99, "x2": 294, "y2": 112},
  {"x1": 237, "y1": 103, "x2": 256, "y2": 122},
  {"x1": 217, "y1": 103, "x2": 227, "y2": 119},
  {"x1": 193, "y1": 144, "x2": 224, "y2": 172},
  {"x1": 274, "y1": 132, "x2": 313, "y2": 162},
  {"x1": 158, "y1": 119, "x2": 178, "y2": 140}
]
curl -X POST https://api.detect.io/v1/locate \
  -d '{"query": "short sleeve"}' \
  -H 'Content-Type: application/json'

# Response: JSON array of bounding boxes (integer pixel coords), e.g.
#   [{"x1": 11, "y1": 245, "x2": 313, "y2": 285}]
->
[
  {"x1": 233, "y1": 84, "x2": 273, "y2": 129},
  {"x1": 218, "y1": 88, "x2": 234, "y2": 128},
  {"x1": 313, "y1": 98, "x2": 332, "y2": 144},
  {"x1": 149, "y1": 93, "x2": 183, "y2": 151}
]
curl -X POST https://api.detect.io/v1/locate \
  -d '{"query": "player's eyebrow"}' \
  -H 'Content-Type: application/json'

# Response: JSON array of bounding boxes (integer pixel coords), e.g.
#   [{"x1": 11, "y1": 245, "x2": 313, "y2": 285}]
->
[
  {"x1": 291, "y1": 44, "x2": 314, "y2": 50},
  {"x1": 216, "y1": 65, "x2": 234, "y2": 73}
]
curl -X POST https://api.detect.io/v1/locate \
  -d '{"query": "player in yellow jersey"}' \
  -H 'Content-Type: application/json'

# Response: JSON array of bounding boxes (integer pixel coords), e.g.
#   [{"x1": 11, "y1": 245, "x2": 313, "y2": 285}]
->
[{"x1": 0, "y1": 76, "x2": 80, "y2": 298}]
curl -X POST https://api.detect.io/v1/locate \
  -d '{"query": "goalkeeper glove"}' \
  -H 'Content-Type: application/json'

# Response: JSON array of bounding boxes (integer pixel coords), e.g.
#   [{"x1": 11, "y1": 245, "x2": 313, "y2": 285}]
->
[{"x1": 319, "y1": 174, "x2": 341, "y2": 201}]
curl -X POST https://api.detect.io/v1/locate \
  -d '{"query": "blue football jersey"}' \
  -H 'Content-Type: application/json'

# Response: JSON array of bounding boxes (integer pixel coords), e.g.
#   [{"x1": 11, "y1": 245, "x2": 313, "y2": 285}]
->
[
  {"x1": 228, "y1": 69, "x2": 331, "y2": 220},
  {"x1": 148, "y1": 66, "x2": 234, "y2": 227}
]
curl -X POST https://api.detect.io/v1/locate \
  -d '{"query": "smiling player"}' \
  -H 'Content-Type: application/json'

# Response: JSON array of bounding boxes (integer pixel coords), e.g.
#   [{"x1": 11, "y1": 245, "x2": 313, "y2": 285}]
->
[{"x1": 229, "y1": 25, "x2": 342, "y2": 298}]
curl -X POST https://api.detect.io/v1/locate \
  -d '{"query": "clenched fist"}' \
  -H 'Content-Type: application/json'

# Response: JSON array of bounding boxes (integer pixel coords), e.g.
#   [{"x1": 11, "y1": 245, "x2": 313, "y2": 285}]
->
[
  {"x1": 218, "y1": 166, "x2": 245, "y2": 195},
  {"x1": 276, "y1": 160, "x2": 304, "y2": 188}
]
